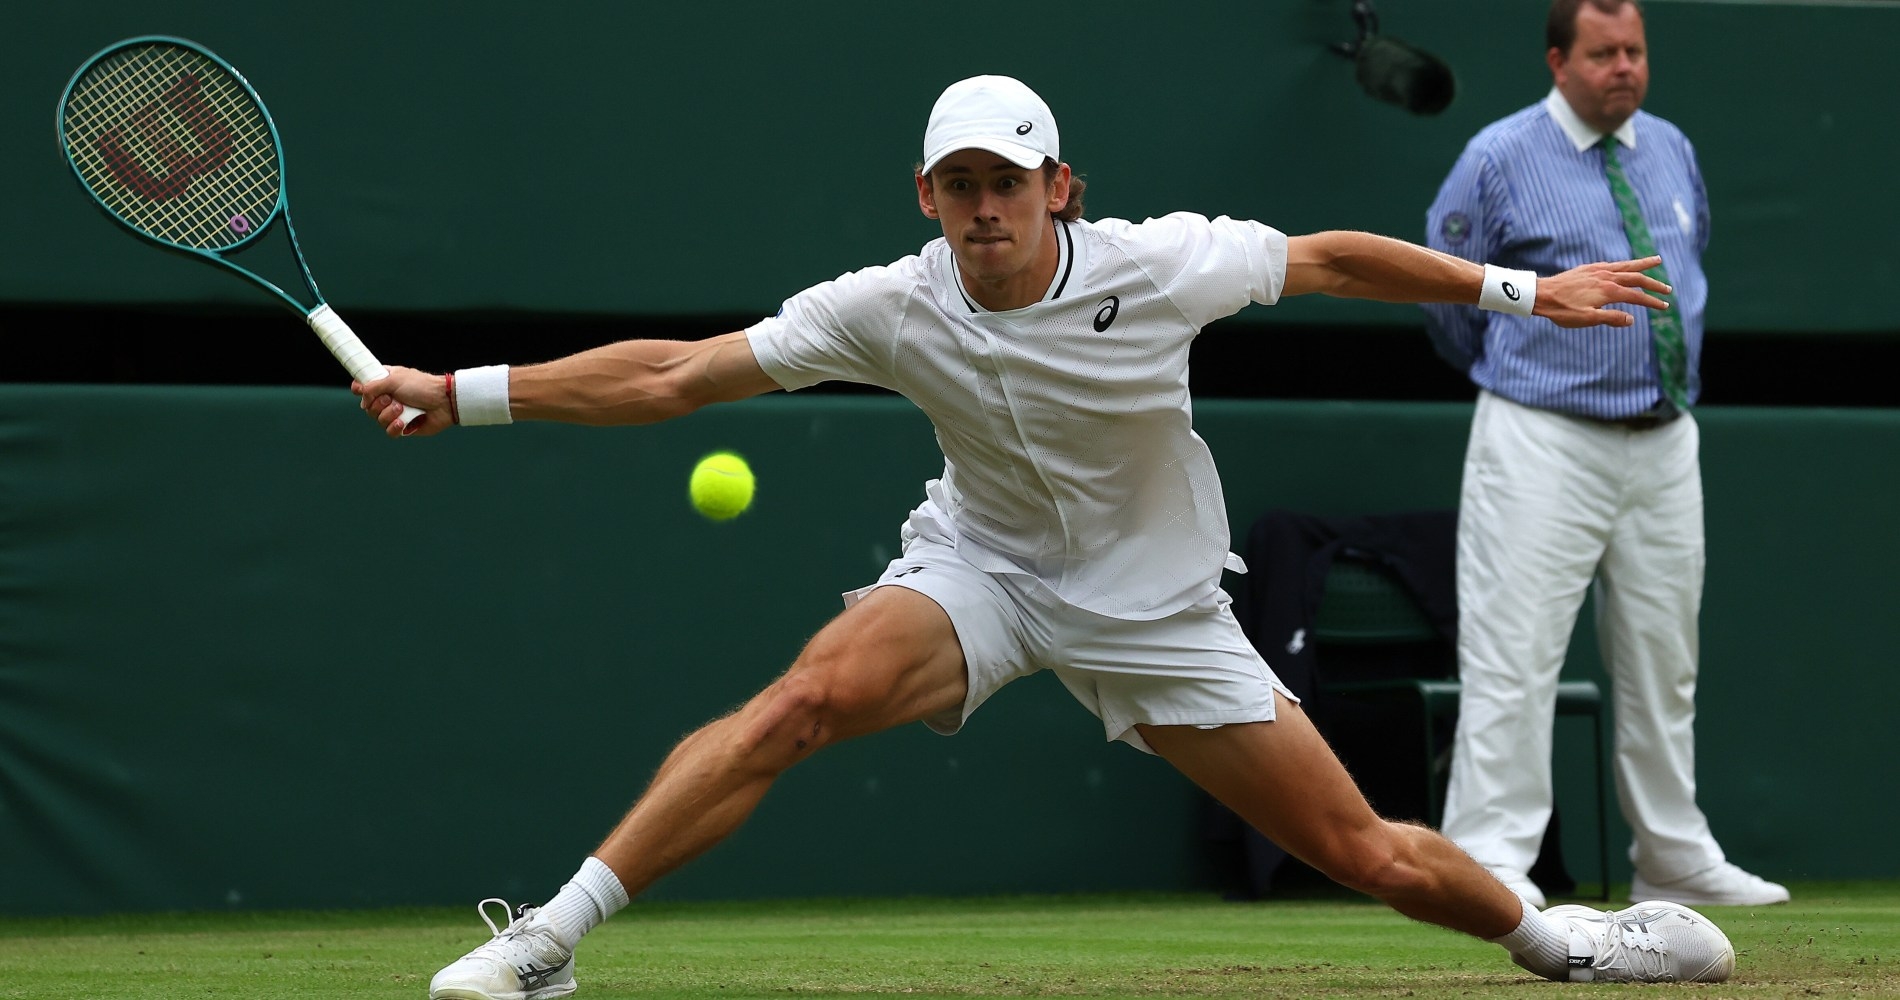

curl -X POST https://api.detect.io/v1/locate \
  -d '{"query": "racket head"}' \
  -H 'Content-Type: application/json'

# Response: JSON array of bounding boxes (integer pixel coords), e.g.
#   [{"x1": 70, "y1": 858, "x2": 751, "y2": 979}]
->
[{"x1": 58, "y1": 36, "x2": 286, "y2": 255}]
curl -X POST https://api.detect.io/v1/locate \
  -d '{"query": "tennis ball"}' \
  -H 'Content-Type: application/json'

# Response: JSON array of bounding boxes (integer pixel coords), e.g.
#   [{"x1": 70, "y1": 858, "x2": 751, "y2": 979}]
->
[{"x1": 689, "y1": 451, "x2": 755, "y2": 521}]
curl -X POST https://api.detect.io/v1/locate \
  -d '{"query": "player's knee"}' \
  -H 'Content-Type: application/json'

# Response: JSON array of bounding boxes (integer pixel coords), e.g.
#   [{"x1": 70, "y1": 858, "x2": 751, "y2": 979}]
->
[
  {"x1": 736, "y1": 658, "x2": 877, "y2": 768},
  {"x1": 794, "y1": 627, "x2": 897, "y2": 716},
  {"x1": 734, "y1": 674, "x2": 836, "y2": 767},
  {"x1": 733, "y1": 617, "x2": 924, "y2": 769}
]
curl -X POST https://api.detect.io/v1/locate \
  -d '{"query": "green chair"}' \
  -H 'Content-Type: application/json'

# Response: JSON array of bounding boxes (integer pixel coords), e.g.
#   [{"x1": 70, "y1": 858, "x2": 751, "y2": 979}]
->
[{"x1": 1314, "y1": 553, "x2": 1610, "y2": 901}]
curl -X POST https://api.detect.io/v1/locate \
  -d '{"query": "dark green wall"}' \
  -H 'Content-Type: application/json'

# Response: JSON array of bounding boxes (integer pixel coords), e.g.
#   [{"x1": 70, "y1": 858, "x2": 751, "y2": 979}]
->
[
  {"x1": 2, "y1": 386, "x2": 1895, "y2": 914},
  {"x1": 7, "y1": 1, "x2": 1896, "y2": 332}
]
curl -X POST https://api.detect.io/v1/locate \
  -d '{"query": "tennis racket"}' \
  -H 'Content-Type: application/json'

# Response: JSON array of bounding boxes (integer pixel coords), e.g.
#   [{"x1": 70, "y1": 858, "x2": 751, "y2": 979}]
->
[{"x1": 57, "y1": 36, "x2": 422, "y2": 430}]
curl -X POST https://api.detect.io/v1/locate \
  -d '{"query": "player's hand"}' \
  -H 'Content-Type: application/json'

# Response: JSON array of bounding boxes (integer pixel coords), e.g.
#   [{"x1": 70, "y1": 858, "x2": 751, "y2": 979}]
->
[
  {"x1": 353, "y1": 366, "x2": 452, "y2": 438},
  {"x1": 1535, "y1": 256, "x2": 1672, "y2": 329}
]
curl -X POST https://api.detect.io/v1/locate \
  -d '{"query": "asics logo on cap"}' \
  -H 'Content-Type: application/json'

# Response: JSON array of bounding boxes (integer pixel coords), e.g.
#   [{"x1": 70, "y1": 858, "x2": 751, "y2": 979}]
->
[{"x1": 1016, "y1": 121, "x2": 1033, "y2": 135}]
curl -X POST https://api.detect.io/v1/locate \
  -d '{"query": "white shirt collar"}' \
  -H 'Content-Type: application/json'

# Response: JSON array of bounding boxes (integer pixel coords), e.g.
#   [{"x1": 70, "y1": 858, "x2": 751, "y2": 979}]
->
[
  {"x1": 1544, "y1": 87, "x2": 1638, "y2": 153},
  {"x1": 948, "y1": 217, "x2": 1076, "y2": 314}
]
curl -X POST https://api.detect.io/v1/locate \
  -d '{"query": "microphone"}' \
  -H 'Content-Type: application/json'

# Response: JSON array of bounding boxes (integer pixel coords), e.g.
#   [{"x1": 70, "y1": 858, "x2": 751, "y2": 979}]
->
[
  {"x1": 1355, "y1": 34, "x2": 1457, "y2": 116},
  {"x1": 1331, "y1": 0, "x2": 1457, "y2": 117}
]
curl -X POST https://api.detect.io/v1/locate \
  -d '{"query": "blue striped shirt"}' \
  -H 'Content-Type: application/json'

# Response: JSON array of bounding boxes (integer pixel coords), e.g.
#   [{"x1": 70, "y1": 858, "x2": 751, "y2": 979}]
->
[{"x1": 1421, "y1": 91, "x2": 1710, "y2": 418}]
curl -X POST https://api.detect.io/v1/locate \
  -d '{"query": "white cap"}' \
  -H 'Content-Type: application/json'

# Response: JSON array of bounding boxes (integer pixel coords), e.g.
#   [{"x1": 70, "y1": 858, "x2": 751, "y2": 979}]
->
[{"x1": 921, "y1": 75, "x2": 1059, "y2": 174}]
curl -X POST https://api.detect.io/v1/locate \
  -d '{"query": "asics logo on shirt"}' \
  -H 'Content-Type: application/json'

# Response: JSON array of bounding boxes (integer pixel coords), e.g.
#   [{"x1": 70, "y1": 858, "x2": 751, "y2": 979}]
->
[
  {"x1": 1092, "y1": 295, "x2": 1120, "y2": 332},
  {"x1": 1016, "y1": 121, "x2": 1033, "y2": 135}
]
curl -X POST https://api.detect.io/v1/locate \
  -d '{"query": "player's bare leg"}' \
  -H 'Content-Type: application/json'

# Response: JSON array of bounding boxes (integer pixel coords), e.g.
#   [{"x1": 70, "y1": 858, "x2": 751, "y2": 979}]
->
[
  {"x1": 1139, "y1": 696, "x2": 1734, "y2": 983},
  {"x1": 1138, "y1": 693, "x2": 1520, "y2": 937},
  {"x1": 429, "y1": 585, "x2": 969, "y2": 1000},
  {"x1": 592, "y1": 584, "x2": 971, "y2": 890}
]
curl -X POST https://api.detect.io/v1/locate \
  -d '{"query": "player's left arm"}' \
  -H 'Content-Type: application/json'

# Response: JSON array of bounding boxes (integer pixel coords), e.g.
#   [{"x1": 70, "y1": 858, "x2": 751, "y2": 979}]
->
[{"x1": 1282, "y1": 230, "x2": 1673, "y2": 329}]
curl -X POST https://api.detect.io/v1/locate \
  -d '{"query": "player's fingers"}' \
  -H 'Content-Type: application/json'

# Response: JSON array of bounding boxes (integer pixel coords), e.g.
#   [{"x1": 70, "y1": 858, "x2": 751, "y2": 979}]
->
[
  {"x1": 355, "y1": 377, "x2": 392, "y2": 410},
  {"x1": 1610, "y1": 270, "x2": 1673, "y2": 295},
  {"x1": 1601, "y1": 282, "x2": 1670, "y2": 310},
  {"x1": 1603, "y1": 255, "x2": 1663, "y2": 272},
  {"x1": 1631, "y1": 291, "x2": 1670, "y2": 310},
  {"x1": 373, "y1": 397, "x2": 404, "y2": 431}
]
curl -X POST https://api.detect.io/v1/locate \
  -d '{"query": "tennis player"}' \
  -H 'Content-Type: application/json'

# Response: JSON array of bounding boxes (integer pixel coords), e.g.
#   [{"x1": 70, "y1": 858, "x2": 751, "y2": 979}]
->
[{"x1": 359, "y1": 76, "x2": 1736, "y2": 997}]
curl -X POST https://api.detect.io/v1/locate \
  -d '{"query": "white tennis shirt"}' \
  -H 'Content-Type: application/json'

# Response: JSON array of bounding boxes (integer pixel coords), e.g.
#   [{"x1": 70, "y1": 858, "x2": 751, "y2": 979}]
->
[{"x1": 746, "y1": 212, "x2": 1288, "y2": 620}]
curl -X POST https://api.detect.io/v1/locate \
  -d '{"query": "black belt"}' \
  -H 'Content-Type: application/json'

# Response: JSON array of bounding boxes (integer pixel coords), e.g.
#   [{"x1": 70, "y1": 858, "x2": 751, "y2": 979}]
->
[{"x1": 1586, "y1": 406, "x2": 1684, "y2": 431}]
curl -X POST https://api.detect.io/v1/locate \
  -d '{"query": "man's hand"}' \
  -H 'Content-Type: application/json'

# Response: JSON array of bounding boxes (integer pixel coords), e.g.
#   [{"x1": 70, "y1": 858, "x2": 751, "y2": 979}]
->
[
  {"x1": 353, "y1": 366, "x2": 452, "y2": 438},
  {"x1": 1536, "y1": 256, "x2": 1673, "y2": 328}
]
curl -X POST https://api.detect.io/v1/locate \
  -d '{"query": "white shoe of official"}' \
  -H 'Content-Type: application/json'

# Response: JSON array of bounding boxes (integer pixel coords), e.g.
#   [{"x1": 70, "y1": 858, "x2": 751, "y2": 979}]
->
[
  {"x1": 1528, "y1": 901, "x2": 1735, "y2": 983},
  {"x1": 1633, "y1": 861, "x2": 1791, "y2": 907},
  {"x1": 1486, "y1": 867, "x2": 1546, "y2": 908},
  {"x1": 430, "y1": 898, "x2": 577, "y2": 1000}
]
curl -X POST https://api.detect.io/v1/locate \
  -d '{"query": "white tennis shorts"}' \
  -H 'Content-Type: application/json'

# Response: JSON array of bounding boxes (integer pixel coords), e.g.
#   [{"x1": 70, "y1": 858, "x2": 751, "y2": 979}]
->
[{"x1": 843, "y1": 537, "x2": 1295, "y2": 754}]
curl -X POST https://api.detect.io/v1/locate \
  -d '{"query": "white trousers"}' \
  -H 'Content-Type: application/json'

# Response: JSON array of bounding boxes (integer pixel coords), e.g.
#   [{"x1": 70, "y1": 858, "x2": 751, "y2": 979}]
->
[{"x1": 1440, "y1": 391, "x2": 1724, "y2": 882}]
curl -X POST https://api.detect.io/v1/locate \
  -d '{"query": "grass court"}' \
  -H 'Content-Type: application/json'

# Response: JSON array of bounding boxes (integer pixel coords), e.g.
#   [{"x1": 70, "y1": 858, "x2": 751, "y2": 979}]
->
[{"x1": 2, "y1": 884, "x2": 1893, "y2": 999}]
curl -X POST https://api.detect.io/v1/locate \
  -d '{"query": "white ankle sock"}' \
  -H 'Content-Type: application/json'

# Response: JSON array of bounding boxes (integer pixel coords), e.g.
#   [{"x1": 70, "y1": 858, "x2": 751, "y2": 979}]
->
[
  {"x1": 1488, "y1": 898, "x2": 1569, "y2": 979},
  {"x1": 537, "y1": 856, "x2": 631, "y2": 950}
]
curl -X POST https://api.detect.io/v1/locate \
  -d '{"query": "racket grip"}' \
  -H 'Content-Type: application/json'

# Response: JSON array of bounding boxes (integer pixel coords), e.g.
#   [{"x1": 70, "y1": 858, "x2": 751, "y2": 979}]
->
[{"x1": 307, "y1": 304, "x2": 425, "y2": 432}]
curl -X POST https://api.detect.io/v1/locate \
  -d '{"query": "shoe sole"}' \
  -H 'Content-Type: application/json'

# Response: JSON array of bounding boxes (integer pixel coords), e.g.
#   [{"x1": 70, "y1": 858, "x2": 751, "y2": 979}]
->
[
  {"x1": 431, "y1": 986, "x2": 576, "y2": 1000},
  {"x1": 1631, "y1": 880, "x2": 1791, "y2": 907}
]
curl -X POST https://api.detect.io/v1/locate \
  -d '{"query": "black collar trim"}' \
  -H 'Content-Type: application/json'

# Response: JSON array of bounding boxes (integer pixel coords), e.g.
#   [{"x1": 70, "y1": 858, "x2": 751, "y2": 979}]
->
[{"x1": 952, "y1": 216, "x2": 1071, "y2": 314}]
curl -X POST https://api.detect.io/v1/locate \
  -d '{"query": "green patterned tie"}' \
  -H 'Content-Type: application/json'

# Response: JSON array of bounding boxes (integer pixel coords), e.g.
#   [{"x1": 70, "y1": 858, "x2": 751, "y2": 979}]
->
[{"x1": 1599, "y1": 137, "x2": 1689, "y2": 410}]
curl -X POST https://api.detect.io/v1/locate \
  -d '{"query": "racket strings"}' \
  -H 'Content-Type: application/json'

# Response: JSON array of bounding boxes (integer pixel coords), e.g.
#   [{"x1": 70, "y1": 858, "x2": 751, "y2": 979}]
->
[{"x1": 63, "y1": 43, "x2": 280, "y2": 249}]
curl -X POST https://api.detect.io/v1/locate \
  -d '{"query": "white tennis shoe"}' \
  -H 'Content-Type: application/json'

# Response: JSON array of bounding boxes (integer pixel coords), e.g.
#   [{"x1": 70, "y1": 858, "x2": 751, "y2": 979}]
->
[
  {"x1": 1633, "y1": 861, "x2": 1791, "y2": 907},
  {"x1": 430, "y1": 898, "x2": 576, "y2": 1000},
  {"x1": 1528, "y1": 900, "x2": 1735, "y2": 983}
]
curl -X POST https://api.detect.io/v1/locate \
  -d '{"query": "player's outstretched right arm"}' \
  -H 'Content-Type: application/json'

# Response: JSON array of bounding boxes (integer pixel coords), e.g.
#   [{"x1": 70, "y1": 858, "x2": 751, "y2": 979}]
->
[{"x1": 353, "y1": 331, "x2": 780, "y2": 438}]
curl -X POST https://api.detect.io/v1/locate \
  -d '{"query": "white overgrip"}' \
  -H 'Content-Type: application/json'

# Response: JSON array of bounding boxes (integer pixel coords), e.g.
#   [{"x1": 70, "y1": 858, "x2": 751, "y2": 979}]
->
[{"x1": 307, "y1": 304, "x2": 424, "y2": 431}]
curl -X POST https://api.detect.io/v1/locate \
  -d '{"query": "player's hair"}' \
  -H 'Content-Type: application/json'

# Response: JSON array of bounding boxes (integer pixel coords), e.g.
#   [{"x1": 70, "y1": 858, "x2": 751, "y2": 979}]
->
[
  {"x1": 915, "y1": 159, "x2": 1088, "y2": 222},
  {"x1": 1547, "y1": 0, "x2": 1644, "y2": 55}
]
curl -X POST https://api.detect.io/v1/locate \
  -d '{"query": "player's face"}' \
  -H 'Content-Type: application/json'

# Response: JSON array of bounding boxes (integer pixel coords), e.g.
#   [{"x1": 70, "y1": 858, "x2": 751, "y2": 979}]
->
[
  {"x1": 917, "y1": 150, "x2": 1069, "y2": 285},
  {"x1": 1549, "y1": 2, "x2": 1650, "y2": 134}
]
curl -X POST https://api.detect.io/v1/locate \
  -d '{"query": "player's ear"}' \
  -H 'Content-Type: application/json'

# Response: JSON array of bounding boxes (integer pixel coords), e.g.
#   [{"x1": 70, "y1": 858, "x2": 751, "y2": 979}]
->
[
  {"x1": 915, "y1": 170, "x2": 939, "y2": 220},
  {"x1": 1044, "y1": 163, "x2": 1071, "y2": 214}
]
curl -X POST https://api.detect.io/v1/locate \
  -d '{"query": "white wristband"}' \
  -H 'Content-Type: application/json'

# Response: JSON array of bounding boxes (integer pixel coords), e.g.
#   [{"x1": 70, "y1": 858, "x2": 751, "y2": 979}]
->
[
  {"x1": 454, "y1": 365, "x2": 512, "y2": 426},
  {"x1": 1478, "y1": 264, "x2": 1537, "y2": 317}
]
